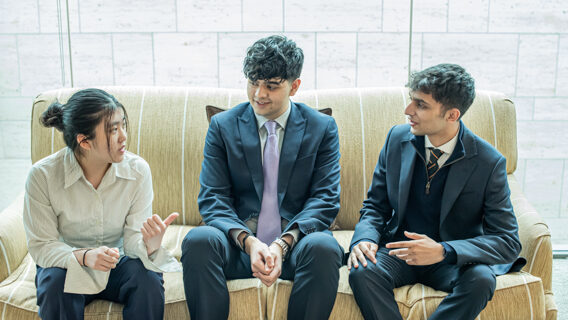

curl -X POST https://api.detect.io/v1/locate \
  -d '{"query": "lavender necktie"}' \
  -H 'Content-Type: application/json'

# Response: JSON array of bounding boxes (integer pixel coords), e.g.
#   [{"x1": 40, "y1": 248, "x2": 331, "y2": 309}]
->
[{"x1": 256, "y1": 120, "x2": 281, "y2": 244}]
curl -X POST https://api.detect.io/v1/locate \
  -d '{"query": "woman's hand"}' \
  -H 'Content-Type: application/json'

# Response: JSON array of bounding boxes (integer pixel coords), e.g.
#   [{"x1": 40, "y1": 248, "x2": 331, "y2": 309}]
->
[
  {"x1": 141, "y1": 212, "x2": 179, "y2": 256},
  {"x1": 81, "y1": 246, "x2": 120, "y2": 271}
]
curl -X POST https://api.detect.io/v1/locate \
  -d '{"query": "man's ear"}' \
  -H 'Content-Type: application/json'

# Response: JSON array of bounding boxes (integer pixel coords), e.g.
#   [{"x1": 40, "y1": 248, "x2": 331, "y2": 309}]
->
[
  {"x1": 289, "y1": 78, "x2": 301, "y2": 96},
  {"x1": 446, "y1": 108, "x2": 461, "y2": 122},
  {"x1": 76, "y1": 134, "x2": 91, "y2": 151}
]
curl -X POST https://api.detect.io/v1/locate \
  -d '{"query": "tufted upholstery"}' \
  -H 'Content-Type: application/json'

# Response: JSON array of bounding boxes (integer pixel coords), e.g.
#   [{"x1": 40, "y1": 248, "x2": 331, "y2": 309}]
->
[{"x1": 0, "y1": 86, "x2": 557, "y2": 319}]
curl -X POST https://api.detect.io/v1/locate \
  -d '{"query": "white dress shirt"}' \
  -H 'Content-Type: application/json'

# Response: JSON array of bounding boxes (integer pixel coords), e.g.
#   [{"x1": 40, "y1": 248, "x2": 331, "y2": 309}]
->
[
  {"x1": 256, "y1": 102, "x2": 291, "y2": 163},
  {"x1": 230, "y1": 101, "x2": 300, "y2": 249},
  {"x1": 23, "y1": 148, "x2": 180, "y2": 294},
  {"x1": 424, "y1": 129, "x2": 459, "y2": 167}
]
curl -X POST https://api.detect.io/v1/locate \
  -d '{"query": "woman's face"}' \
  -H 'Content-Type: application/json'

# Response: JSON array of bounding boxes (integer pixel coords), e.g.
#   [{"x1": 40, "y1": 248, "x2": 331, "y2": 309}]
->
[{"x1": 89, "y1": 108, "x2": 127, "y2": 164}]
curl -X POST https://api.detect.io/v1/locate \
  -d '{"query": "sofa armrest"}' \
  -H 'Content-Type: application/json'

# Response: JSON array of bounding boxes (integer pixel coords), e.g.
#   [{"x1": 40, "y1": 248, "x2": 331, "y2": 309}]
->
[
  {"x1": 507, "y1": 174, "x2": 553, "y2": 294},
  {"x1": 0, "y1": 192, "x2": 29, "y2": 282}
]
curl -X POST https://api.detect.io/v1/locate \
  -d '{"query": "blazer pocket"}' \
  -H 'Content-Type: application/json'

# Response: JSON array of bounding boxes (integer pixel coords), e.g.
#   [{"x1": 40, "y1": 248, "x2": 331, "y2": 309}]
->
[
  {"x1": 293, "y1": 153, "x2": 317, "y2": 173},
  {"x1": 296, "y1": 152, "x2": 317, "y2": 162}
]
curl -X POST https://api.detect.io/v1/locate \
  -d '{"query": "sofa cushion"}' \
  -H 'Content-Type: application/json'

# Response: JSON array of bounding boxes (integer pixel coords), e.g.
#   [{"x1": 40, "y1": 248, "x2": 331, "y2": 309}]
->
[
  {"x1": 0, "y1": 254, "x2": 267, "y2": 319},
  {"x1": 265, "y1": 230, "x2": 547, "y2": 320},
  {"x1": 266, "y1": 267, "x2": 545, "y2": 320},
  {"x1": 0, "y1": 226, "x2": 268, "y2": 319}
]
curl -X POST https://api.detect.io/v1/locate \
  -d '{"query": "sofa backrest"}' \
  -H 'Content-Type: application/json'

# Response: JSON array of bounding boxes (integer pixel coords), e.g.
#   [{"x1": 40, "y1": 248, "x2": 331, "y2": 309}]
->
[{"x1": 31, "y1": 87, "x2": 517, "y2": 229}]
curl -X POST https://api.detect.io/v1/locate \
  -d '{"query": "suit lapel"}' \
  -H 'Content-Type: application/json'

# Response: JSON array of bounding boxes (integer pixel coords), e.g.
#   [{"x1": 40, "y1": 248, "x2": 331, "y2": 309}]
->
[
  {"x1": 398, "y1": 136, "x2": 417, "y2": 223},
  {"x1": 237, "y1": 105, "x2": 264, "y2": 201},
  {"x1": 440, "y1": 126, "x2": 478, "y2": 224},
  {"x1": 440, "y1": 160, "x2": 476, "y2": 223},
  {"x1": 278, "y1": 104, "x2": 306, "y2": 206}
]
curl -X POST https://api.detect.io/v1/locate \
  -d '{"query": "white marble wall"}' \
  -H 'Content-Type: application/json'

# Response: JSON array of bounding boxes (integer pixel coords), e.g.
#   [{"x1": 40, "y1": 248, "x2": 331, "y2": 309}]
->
[{"x1": 1, "y1": 0, "x2": 567, "y2": 242}]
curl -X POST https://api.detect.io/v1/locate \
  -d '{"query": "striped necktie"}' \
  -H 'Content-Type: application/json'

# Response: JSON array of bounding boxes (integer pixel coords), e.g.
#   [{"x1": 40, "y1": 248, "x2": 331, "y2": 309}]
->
[{"x1": 427, "y1": 148, "x2": 444, "y2": 180}]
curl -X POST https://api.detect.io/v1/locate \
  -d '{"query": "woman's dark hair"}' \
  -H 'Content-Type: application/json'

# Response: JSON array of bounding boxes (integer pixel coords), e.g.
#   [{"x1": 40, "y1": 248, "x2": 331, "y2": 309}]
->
[
  {"x1": 407, "y1": 63, "x2": 476, "y2": 119},
  {"x1": 243, "y1": 35, "x2": 304, "y2": 83},
  {"x1": 40, "y1": 88, "x2": 128, "y2": 153}
]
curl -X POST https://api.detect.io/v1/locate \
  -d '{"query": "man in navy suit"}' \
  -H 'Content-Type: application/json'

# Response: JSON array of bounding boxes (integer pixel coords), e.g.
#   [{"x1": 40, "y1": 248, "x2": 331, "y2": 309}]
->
[
  {"x1": 181, "y1": 35, "x2": 343, "y2": 319},
  {"x1": 348, "y1": 64, "x2": 524, "y2": 320}
]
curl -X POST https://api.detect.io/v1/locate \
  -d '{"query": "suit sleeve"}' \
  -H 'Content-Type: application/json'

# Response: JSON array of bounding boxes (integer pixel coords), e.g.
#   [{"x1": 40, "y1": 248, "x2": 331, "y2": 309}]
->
[
  {"x1": 286, "y1": 117, "x2": 341, "y2": 235},
  {"x1": 198, "y1": 117, "x2": 251, "y2": 236},
  {"x1": 350, "y1": 127, "x2": 396, "y2": 249},
  {"x1": 445, "y1": 156, "x2": 522, "y2": 266}
]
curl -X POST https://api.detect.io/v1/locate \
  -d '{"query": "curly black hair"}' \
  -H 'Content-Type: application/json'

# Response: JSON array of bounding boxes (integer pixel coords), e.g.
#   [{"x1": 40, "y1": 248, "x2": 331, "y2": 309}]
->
[
  {"x1": 407, "y1": 63, "x2": 476, "y2": 119},
  {"x1": 243, "y1": 35, "x2": 304, "y2": 83}
]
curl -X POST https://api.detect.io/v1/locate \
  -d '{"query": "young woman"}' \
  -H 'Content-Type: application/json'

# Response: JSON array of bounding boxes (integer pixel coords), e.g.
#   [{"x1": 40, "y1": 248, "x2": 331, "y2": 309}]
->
[{"x1": 23, "y1": 88, "x2": 180, "y2": 319}]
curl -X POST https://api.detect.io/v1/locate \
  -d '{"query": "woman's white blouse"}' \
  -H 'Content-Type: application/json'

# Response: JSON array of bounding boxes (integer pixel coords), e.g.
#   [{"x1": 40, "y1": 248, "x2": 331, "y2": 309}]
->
[{"x1": 23, "y1": 148, "x2": 181, "y2": 294}]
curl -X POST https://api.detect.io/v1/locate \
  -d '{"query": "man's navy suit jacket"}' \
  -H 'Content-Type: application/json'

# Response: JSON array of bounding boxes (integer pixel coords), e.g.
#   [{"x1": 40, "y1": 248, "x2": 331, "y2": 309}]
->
[
  {"x1": 350, "y1": 122, "x2": 525, "y2": 274},
  {"x1": 198, "y1": 101, "x2": 341, "y2": 238}
]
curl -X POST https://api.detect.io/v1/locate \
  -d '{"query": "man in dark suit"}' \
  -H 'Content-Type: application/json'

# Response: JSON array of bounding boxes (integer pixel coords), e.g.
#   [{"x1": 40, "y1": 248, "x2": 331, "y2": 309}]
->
[
  {"x1": 181, "y1": 35, "x2": 343, "y2": 319},
  {"x1": 348, "y1": 64, "x2": 524, "y2": 320}
]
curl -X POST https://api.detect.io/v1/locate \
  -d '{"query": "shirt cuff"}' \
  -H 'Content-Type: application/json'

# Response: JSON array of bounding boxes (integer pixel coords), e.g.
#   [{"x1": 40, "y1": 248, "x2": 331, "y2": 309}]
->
[
  {"x1": 64, "y1": 252, "x2": 109, "y2": 294},
  {"x1": 230, "y1": 229, "x2": 249, "y2": 250},
  {"x1": 133, "y1": 240, "x2": 181, "y2": 273},
  {"x1": 441, "y1": 242, "x2": 457, "y2": 264},
  {"x1": 282, "y1": 228, "x2": 300, "y2": 249}
]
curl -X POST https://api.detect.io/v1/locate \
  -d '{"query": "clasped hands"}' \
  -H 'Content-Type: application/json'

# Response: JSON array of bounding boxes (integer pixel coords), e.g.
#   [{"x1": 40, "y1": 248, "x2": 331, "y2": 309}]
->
[
  {"x1": 244, "y1": 235, "x2": 290, "y2": 287},
  {"x1": 347, "y1": 231, "x2": 445, "y2": 270}
]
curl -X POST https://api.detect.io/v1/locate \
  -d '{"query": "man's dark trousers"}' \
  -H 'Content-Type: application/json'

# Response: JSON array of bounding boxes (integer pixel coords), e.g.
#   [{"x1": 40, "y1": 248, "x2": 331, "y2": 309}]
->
[
  {"x1": 349, "y1": 247, "x2": 496, "y2": 320},
  {"x1": 181, "y1": 226, "x2": 344, "y2": 320}
]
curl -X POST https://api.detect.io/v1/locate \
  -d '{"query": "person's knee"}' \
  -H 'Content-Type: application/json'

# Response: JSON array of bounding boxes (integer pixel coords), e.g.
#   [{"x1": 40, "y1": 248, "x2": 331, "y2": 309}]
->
[
  {"x1": 37, "y1": 268, "x2": 67, "y2": 298},
  {"x1": 349, "y1": 264, "x2": 392, "y2": 292},
  {"x1": 136, "y1": 268, "x2": 164, "y2": 292},
  {"x1": 137, "y1": 272, "x2": 164, "y2": 300},
  {"x1": 460, "y1": 265, "x2": 496, "y2": 299},
  {"x1": 181, "y1": 226, "x2": 223, "y2": 259},
  {"x1": 348, "y1": 266, "x2": 370, "y2": 290},
  {"x1": 300, "y1": 233, "x2": 343, "y2": 265},
  {"x1": 124, "y1": 260, "x2": 164, "y2": 297},
  {"x1": 294, "y1": 233, "x2": 343, "y2": 278}
]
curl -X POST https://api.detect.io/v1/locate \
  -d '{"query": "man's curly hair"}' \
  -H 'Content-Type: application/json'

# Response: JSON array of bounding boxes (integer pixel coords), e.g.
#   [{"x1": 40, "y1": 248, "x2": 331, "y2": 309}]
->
[
  {"x1": 243, "y1": 35, "x2": 304, "y2": 83},
  {"x1": 407, "y1": 63, "x2": 476, "y2": 119}
]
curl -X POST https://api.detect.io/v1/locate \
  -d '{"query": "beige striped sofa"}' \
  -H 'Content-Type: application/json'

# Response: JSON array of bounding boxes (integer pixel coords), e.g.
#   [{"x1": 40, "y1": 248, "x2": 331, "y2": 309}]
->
[{"x1": 0, "y1": 86, "x2": 557, "y2": 319}]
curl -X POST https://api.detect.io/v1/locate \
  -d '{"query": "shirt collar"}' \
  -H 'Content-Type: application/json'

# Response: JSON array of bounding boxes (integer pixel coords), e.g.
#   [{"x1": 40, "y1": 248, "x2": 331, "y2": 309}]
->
[
  {"x1": 254, "y1": 100, "x2": 292, "y2": 131},
  {"x1": 63, "y1": 148, "x2": 137, "y2": 189},
  {"x1": 425, "y1": 126, "x2": 460, "y2": 156},
  {"x1": 114, "y1": 155, "x2": 137, "y2": 181},
  {"x1": 63, "y1": 148, "x2": 84, "y2": 189}
]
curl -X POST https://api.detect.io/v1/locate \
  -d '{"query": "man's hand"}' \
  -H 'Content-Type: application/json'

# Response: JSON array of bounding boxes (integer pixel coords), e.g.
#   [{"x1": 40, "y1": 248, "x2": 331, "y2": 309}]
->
[
  {"x1": 83, "y1": 246, "x2": 120, "y2": 272},
  {"x1": 385, "y1": 231, "x2": 444, "y2": 265},
  {"x1": 245, "y1": 236, "x2": 274, "y2": 277},
  {"x1": 348, "y1": 241, "x2": 378, "y2": 270},
  {"x1": 254, "y1": 243, "x2": 283, "y2": 287},
  {"x1": 141, "y1": 212, "x2": 179, "y2": 256}
]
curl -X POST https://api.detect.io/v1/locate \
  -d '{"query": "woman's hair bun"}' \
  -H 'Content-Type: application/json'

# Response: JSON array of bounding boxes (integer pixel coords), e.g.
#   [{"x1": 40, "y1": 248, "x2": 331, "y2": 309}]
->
[{"x1": 40, "y1": 101, "x2": 65, "y2": 131}]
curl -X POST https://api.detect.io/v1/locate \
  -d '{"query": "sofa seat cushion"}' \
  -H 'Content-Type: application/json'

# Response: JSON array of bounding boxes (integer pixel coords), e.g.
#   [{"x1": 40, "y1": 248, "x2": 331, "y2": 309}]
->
[
  {"x1": 266, "y1": 267, "x2": 545, "y2": 320},
  {"x1": 0, "y1": 226, "x2": 268, "y2": 319},
  {"x1": 263, "y1": 228, "x2": 547, "y2": 320}
]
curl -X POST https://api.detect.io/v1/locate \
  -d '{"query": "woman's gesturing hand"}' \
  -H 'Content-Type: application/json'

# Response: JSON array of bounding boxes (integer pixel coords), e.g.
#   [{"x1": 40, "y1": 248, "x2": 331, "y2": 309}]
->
[{"x1": 141, "y1": 212, "x2": 179, "y2": 256}]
